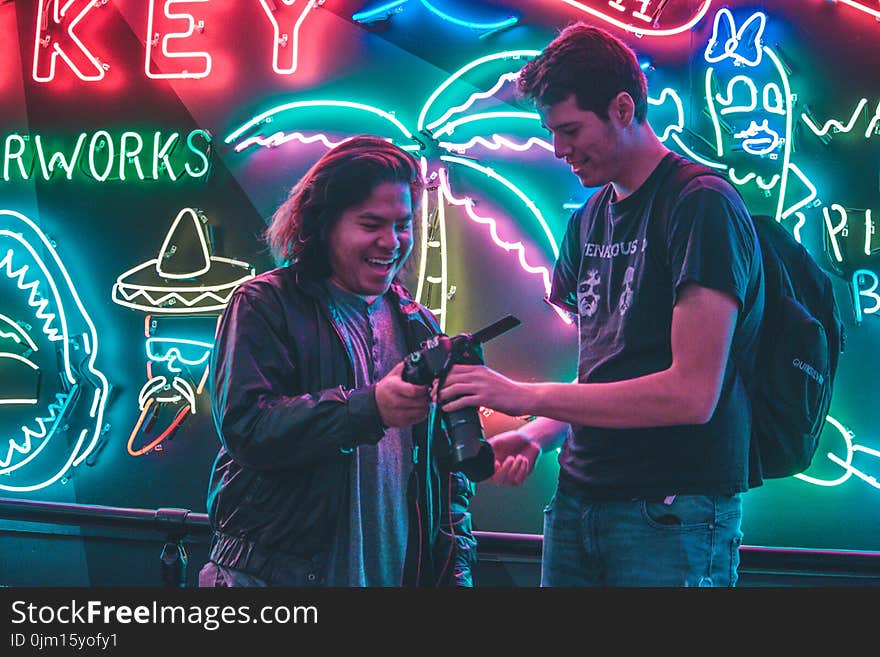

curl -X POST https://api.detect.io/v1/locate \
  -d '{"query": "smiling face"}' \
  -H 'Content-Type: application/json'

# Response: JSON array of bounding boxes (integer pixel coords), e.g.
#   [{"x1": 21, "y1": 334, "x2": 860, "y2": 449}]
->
[
  {"x1": 541, "y1": 94, "x2": 624, "y2": 189},
  {"x1": 326, "y1": 181, "x2": 414, "y2": 303}
]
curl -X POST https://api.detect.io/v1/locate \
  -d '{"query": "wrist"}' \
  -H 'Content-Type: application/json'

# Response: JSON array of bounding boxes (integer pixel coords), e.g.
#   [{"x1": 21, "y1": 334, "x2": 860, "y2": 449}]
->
[
  {"x1": 520, "y1": 416, "x2": 568, "y2": 453},
  {"x1": 525, "y1": 436, "x2": 543, "y2": 459}
]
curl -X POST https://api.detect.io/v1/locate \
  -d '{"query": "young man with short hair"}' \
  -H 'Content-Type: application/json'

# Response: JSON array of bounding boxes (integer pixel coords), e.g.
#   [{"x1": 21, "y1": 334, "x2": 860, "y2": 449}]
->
[{"x1": 440, "y1": 24, "x2": 764, "y2": 587}]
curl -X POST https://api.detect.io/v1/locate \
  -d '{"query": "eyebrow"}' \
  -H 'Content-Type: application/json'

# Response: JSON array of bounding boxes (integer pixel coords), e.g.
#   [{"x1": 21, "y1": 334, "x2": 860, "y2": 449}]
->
[
  {"x1": 543, "y1": 121, "x2": 578, "y2": 132},
  {"x1": 358, "y1": 212, "x2": 413, "y2": 221}
]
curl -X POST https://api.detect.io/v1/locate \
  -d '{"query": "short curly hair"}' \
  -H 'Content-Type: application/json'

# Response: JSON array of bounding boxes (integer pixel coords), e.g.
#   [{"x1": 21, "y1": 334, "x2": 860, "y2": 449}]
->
[
  {"x1": 265, "y1": 136, "x2": 424, "y2": 275},
  {"x1": 517, "y1": 22, "x2": 648, "y2": 123}
]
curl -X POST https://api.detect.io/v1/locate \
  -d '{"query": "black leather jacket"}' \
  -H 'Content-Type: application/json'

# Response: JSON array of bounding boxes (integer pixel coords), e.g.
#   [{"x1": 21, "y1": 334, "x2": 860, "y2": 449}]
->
[{"x1": 205, "y1": 266, "x2": 477, "y2": 586}]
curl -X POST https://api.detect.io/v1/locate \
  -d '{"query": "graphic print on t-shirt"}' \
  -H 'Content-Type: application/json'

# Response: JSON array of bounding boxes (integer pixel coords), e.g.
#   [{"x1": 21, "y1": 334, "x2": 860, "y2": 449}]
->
[
  {"x1": 577, "y1": 236, "x2": 647, "y2": 322},
  {"x1": 618, "y1": 266, "x2": 636, "y2": 315},
  {"x1": 578, "y1": 268, "x2": 601, "y2": 318}
]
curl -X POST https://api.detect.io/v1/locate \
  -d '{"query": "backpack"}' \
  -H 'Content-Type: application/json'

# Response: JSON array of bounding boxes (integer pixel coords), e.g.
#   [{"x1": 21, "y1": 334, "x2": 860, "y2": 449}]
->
[
  {"x1": 579, "y1": 156, "x2": 845, "y2": 486},
  {"x1": 659, "y1": 160, "x2": 847, "y2": 480}
]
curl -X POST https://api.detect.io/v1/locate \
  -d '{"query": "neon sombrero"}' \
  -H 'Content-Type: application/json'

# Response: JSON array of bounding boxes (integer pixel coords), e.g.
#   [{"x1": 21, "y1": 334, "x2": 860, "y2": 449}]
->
[{"x1": 111, "y1": 208, "x2": 255, "y2": 314}]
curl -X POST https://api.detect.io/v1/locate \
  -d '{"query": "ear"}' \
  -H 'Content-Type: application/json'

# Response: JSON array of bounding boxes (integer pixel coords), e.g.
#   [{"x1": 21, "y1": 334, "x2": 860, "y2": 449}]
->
[{"x1": 609, "y1": 92, "x2": 636, "y2": 128}]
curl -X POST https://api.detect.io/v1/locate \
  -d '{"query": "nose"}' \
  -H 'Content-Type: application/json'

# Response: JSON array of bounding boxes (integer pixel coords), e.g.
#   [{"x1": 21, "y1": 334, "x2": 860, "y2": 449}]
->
[
  {"x1": 377, "y1": 224, "x2": 400, "y2": 251},
  {"x1": 553, "y1": 135, "x2": 569, "y2": 160},
  {"x1": 164, "y1": 349, "x2": 182, "y2": 373}
]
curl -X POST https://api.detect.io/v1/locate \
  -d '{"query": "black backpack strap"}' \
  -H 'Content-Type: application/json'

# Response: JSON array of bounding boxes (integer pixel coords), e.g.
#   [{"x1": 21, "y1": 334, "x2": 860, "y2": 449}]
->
[{"x1": 653, "y1": 160, "x2": 727, "y2": 251}]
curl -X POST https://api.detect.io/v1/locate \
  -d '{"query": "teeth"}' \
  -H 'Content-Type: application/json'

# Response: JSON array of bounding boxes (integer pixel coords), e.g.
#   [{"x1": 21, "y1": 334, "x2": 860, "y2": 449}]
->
[
  {"x1": 0, "y1": 241, "x2": 76, "y2": 474},
  {"x1": 367, "y1": 258, "x2": 393, "y2": 265},
  {"x1": 1, "y1": 247, "x2": 62, "y2": 341},
  {"x1": 1, "y1": 390, "x2": 73, "y2": 471}
]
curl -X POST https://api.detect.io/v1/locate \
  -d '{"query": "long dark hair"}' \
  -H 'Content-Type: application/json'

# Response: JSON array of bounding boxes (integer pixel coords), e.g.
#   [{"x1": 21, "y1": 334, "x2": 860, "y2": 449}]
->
[{"x1": 264, "y1": 136, "x2": 424, "y2": 275}]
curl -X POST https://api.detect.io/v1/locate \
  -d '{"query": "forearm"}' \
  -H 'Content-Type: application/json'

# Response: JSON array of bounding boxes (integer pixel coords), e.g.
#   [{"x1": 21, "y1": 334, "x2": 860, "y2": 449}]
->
[
  {"x1": 519, "y1": 416, "x2": 569, "y2": 453},
  {"x1": 216, "y1": 384, "x2": 385, "y2": 470},
  {"x1": 519, "y1": 367, "x2": 714, "y2": 429}
]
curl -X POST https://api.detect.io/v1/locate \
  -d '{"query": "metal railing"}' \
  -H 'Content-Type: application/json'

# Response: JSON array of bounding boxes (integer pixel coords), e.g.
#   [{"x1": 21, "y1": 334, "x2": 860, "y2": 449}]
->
[
  {"x1": 2, "y1": 497, "x2": 880, "y2": 587},
  {"x1": 0, "y1": 497, "x2": 209, "y2": 587}
]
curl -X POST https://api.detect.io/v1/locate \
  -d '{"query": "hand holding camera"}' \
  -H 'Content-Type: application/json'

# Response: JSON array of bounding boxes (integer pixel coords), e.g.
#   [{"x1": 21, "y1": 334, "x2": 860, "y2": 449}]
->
[
  {"x1": 402, "y1": 315, "x2": 521, "y2": 482},
  {"x1": 375, "y1": 361, "x2": 432, "y2": 429}
]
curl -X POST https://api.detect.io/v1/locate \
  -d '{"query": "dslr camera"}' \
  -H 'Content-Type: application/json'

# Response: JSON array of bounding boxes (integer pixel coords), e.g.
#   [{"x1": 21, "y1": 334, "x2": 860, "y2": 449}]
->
[{"x1": 402, "y1": 315, "x2": 521, "y2": 481}]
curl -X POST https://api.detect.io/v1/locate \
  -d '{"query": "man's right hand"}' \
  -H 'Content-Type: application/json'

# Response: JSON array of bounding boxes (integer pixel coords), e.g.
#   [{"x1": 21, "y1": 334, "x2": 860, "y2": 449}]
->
[
  {"x1": 488, "y1": 430, "x2": 541, "y2": 486},
  {"x1": 375, "y1": 361, "x2": 431, "y2": 428}
]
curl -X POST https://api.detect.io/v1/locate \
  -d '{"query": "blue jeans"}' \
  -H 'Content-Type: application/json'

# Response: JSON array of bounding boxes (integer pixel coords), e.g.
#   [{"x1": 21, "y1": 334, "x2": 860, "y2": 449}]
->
[{"x1": 541, "y1": 488, "x2": 743, "y2": 587}]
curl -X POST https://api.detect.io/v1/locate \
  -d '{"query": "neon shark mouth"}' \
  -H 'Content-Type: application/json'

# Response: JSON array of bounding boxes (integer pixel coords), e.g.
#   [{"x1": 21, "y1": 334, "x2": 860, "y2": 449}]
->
[{"x1": 0, "y1": 210, "x2": 109, "y2": 492}]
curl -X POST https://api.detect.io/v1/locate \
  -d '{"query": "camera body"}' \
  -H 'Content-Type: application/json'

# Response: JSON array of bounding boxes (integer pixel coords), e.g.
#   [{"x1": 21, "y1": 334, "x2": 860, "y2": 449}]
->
[{"x1": 402, "y1": 315, "x2": 521, "y2": 481}]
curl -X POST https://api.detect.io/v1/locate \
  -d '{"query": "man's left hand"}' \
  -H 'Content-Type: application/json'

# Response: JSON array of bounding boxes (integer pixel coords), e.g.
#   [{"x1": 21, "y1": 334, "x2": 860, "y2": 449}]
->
[{"x1": 438, "y1": 364, "x2": 527, "y2": 417}]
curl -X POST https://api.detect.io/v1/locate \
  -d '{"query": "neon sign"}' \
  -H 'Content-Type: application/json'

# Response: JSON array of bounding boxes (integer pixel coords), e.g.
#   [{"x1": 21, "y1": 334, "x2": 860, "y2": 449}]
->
[
  {"x1": 225, "y1": 51, "x2": 570, "y2": 330},
  {"x1": 821, "y1": 204, "x2": 877, "y2": 269},
  {"x1": 558, "y1": 0, "x2": 713, "y2": 37},
  {"x1": 32, "y1": 0, "x2": 106, "y2": 82},
  {"x1": 31, "y1": 0, "x2": 322, "y2": 83},
  {"x1": 354, "y1": 0, "x2": 519, "y2": 31},
  {"x1": 645, "y1": 8, "x2": 820, "y2": 230},
  {"x1": 258, "y1": 0, "x2": 319, "y2": 75},
  {"x1": 798, "y1": 415, "x2": 880, "y2": 492},
  {"x1": 852, "y1": 269, "x2": 879, "y2": 322},
  {"x1": 0, "y1": 209, "x2": 110, "y2": 492},
  {"x1": 112, "y1": 207, "x2": 255, "y2": 314},
  {"x1": 833, "y1": 0, "x2": 880, "y2": 21},
  {"x1": 1, "y1": 130, "x2": 212, "y2": 183},
  {"x1": 111, "y1": 208, "x2": 254, "y2": 455},
  {"x1": 128, "y1": 315, "x2": 217, "y2": 456},
  {"x1": 145, "y1": 0, "x2": 212, "y2": 79},
  {"x1": 801, "y1": 98, "x2": 880, "y2": 141}
]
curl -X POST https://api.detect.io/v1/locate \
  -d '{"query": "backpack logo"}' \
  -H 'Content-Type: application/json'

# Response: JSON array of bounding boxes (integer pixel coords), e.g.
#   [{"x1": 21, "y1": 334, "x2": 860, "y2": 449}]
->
[{"x1": 792, "y1": 358, "x2": 824, "y2": 385}]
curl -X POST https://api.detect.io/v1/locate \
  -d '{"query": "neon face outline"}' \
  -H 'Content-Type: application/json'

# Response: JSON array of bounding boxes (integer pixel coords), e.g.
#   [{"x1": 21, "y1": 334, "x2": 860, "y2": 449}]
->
[
  {"x1": 697, "y1": 9, "x2": 818, "y2": 224},
  {"x1": 0, "y1": 209, "x2": 109, "y2": 491},
  {"x1": 128, "y1": 316, "x2": 216, "y2": 456},
  {"x1": 145, "y1": 337, "x2": 213, "y2": 373},
  {"x1": 112, "y1": 210, "x2": 253, "y2": 456}
]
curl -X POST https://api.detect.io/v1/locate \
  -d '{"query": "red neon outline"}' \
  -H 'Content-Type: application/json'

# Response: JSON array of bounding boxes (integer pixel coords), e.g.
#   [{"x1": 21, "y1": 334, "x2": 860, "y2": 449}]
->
[
  {"x1": 127, "y1": 398, "x2": 190, "y2": 456},
  {"x1": 557, "y1": 0, "x2": 713, "y2": 37},
  {"x1": 32, "y1": 0, "x2": 104, "y2": 82}
]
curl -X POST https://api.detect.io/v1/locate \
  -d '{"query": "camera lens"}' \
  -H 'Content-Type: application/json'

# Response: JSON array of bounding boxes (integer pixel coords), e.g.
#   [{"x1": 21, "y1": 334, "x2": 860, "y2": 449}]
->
[{"x1": 446, "y1": 407, "x2": 495, "y2": 481}]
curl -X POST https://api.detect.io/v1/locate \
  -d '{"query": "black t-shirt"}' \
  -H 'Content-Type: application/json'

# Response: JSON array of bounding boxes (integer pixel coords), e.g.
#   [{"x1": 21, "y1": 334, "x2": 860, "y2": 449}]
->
[{"x1": 549, "y1": 153, "x2": 764, "y2": 500}]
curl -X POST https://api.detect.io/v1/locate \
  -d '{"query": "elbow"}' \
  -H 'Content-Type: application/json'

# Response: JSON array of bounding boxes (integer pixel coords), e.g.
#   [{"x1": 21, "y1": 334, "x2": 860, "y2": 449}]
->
[
  {"x1": 215, "y1": 405, "x2": 261, "y2": 466},
  {"x1": 679, "y1": 390, "x2": 720, "y2": 426}
]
